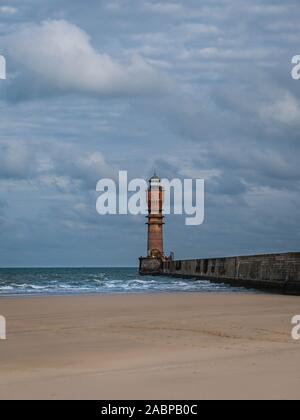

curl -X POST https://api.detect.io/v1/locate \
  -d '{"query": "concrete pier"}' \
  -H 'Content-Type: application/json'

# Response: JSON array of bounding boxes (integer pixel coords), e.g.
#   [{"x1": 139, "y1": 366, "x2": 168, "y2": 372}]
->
[
  {"x1": 139, "y1": 252, "x2": 300, "y2": 295},
  {"x1": 160, "y1": 252, "x2": 300, "y2": 295}
]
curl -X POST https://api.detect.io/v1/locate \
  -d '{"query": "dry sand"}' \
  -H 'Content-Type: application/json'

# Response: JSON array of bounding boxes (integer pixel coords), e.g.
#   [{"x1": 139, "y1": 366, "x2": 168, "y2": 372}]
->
[{"x1": 0, "y1": 292, "x2": 300, "y2": 400}]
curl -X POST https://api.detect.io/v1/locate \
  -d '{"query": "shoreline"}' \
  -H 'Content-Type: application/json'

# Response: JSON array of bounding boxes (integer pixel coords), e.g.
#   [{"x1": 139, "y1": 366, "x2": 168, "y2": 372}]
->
[
  {"x1": 0, "y1": 292, "x2": 300, "y2": 399},
  {"x1": 0, "y1": 288, "x2": 262, "y2": 299}
]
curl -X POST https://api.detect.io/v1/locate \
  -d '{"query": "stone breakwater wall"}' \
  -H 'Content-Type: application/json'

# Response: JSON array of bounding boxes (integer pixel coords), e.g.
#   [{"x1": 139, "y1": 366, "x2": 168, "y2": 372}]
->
[{"x1": 160, "y1": 252, "x2": 300, "y2": 295}]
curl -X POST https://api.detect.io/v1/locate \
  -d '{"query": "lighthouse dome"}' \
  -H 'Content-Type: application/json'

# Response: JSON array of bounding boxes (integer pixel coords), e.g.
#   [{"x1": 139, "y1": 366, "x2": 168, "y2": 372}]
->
[
  {"x1": 148, "y1": 173, "x2": 161, "y2": 189},
  {"x1": 148, "y1": 172, "x2": 160, "y2": 183}
]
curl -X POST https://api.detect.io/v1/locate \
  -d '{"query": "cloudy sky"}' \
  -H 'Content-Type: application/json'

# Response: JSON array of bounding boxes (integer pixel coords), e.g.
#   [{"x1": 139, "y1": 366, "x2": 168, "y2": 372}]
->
[{"x1": 0, "y1": 0, "x2": 299, "y2": 267}]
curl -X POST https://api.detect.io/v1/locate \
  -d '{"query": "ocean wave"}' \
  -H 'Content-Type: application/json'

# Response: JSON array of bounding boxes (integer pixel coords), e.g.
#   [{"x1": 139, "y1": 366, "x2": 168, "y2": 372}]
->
[
  {"x1": 0, "y1": 268, "x2": 252, "y2": 296},
  {"x1": 0, "y1": 285, "x2": 14, "y2": 291}
]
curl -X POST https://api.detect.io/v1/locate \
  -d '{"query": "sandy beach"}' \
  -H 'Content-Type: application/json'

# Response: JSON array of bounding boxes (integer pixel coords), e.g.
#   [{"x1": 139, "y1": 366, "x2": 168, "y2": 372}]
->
[{"x1": 0, "y1": 292, "x2": 300, "y2": 400}]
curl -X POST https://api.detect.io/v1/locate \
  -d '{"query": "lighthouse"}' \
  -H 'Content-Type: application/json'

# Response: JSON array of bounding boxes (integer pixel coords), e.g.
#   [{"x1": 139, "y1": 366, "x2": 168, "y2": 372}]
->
[
  {"x1": 139, "y1": 173, "x2": 166, "y2": 275},
  {"x1": 147, "y1": 173, "x2": 164, "y2": 258}
]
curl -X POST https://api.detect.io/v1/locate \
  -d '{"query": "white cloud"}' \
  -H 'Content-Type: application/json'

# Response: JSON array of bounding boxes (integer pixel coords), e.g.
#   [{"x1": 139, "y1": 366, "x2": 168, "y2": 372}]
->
[
  {"x1": 0, "y1": 136, "x2": 116, "y2": 193},
  {"x1": 0, "y1": 141, "x2": 36, "y2": 179},
  {"x1": 104, "y1": 2, "x2": 121, "y2": 12},
  {"x1": 180, "y1": 47, "x2": 272, "y2": 62},
  {"x1": 3, "y1": 20, "x2": 171, "y2": 97},
  {"x1": 260, "y1": 92, "x2": 300, "y2": 126},
  {"x1": 144, "y1": 2, "x2": 183, "y2": 14},
  {"x1": 243, "y1": 4, "x2": 292, "y2": 16},
  {"x1": 0, "y1": 6, "x2": 17, "y2": 15},
  {"x1": 180, "y1": 23, "x2": 221, "y2": 38}
]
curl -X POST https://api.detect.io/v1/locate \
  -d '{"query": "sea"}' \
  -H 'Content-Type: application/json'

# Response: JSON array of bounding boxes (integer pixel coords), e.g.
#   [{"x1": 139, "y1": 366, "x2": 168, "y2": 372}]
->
[{"x1": 0, "y1": 267, "x2": 255, "y2": 296}]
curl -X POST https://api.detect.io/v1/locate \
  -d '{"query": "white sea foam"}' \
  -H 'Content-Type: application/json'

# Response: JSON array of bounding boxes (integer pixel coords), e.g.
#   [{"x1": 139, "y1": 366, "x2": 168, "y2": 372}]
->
[{"x1": 0, "y1": 268, "x2": 254, "y2": 296}]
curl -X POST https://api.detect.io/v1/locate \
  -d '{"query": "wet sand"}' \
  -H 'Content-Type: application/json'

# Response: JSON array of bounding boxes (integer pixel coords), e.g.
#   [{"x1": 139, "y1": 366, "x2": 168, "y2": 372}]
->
[{"x1": 0, "y1": 293, "x2": 300, "y2": 400}]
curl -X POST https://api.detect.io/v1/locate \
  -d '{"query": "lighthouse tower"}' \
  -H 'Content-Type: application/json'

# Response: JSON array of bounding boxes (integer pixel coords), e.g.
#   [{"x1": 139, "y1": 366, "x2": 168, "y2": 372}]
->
[
  {"x1": 147, "y1": 173, "x2": 164, "y2": 258},
  {"x1": 139, "y1": 173, "x2": 165, "y2": 274}
]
